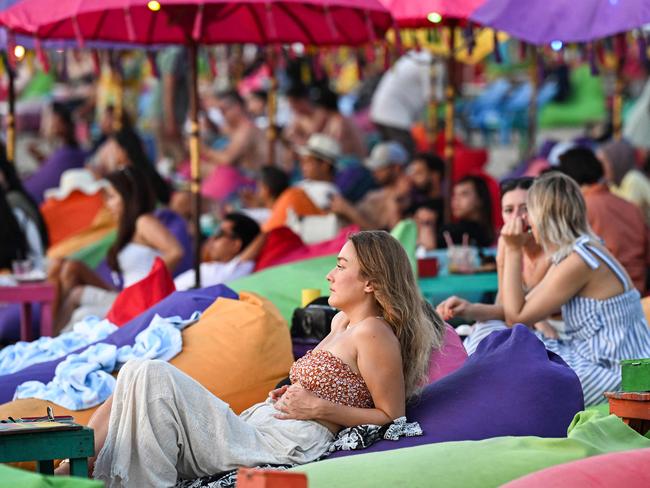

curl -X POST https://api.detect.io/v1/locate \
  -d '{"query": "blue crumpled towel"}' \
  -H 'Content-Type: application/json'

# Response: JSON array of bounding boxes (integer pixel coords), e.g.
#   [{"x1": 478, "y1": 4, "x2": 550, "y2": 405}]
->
[
  {"x1": 0, "y1": 317, "x2": 117, "y2": 376},
  {"x1": 13, "y1": 312, "x2": 200, "y2": 410},
  {"x1": 116, "y1": 313, "x2": 186, "y2": 363},
  {"x1": 15, "y1": 343, "x2": 118, "y2": 410}
]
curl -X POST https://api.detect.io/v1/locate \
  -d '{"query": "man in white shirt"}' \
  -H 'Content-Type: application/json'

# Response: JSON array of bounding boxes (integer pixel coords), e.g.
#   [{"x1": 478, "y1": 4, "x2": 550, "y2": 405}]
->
[
  {"x1": 295, "y1": 133, "x2": 342, "y2": 210},
  {"x1": 174, "y1": 213, "x2": 262, "y2": 291},
  {"x1": 370, "y1": 50, "x2": 432, "y2": 156}
]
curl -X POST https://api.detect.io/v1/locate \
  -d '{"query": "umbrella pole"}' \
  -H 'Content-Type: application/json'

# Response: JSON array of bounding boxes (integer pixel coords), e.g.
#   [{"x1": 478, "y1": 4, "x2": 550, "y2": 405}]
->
[
  {"x1": 613, "y1": 63, "x2": 624, "y2": 140},
  {"x1": 267, "y1": 55, "x2": 277, "y2": 165},
  {"x1": 428, "y1": 54, "x2": 438, "y2": 146},
  {"x1": 526, "y1": 46, "x2": 539, "y2": 157},
  {"x1": 112, "y1": 53, "x2": 124, "y2": 131},
  {"x1": 188, "y1": 42, "x2": 202, "y2": 288},
  {"x1": 443, "y1": 22, "x2": 457, "y2": 224},
  {"x1": 7, "y1": 62, "x2": 15, "y2": 164}
]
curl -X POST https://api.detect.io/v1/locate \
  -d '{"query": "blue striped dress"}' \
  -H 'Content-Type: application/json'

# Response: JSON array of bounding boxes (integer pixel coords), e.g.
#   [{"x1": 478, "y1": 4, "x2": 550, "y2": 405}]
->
[{"x1": 464, "y1": 236, "x2": 650, "y2": 406}]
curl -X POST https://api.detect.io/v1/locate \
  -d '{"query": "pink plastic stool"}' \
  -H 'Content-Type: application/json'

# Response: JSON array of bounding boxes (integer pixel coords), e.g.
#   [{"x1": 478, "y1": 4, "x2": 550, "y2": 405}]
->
[{"x1": 0, "y1": 282, "x2": 55, "y2": 341}]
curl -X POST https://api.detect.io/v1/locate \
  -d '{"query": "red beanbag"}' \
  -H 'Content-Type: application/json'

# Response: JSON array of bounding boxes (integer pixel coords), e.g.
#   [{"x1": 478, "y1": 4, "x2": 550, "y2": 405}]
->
[
  {"x1": 106, "y1": 257, "x2": 176, "y2": 326},
  {"x1": 253, "y1": 227, "x2": 304, "y2": 272}
]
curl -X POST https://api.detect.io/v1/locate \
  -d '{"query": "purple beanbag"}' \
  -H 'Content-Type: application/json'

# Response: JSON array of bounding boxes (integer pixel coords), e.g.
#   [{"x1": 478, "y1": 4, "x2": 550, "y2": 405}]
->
[
  {"x1": 0, "y1": 304, "x2": 41, "y2": 345},
  {"x1": 329, "y1": 325, "x2": 584, "y2": 459},
  {"x1": 24, "y1": 146, "x2": 87, "y2": 205},
  {"x1": 0, "y1": 284, "x2": 237, "y2": 403}
]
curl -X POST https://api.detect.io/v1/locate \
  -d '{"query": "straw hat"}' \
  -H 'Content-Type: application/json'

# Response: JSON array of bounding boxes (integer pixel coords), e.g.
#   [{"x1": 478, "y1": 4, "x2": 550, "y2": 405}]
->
[{"x1": 44, "y1": 168, "x2": 109, "y2": 201}]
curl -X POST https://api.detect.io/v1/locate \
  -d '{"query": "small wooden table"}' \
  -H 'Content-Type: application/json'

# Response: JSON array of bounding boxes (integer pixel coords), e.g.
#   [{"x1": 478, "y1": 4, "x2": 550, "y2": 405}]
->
[
  {"x1": 604, "y1": 391, "x2": 650, "y2": 435},
  {"x1": 0, "y1": 281, "x2": 55, "y2": 341},
  {"x1": 0, "y1": 425, "x2": 94, "y2": 477}
]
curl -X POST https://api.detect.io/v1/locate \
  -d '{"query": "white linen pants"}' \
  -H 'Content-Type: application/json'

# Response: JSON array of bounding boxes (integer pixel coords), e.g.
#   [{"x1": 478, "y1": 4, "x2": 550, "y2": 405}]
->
[{"x1": 93, "y1": 360, "x2": 333, "y2": 488}]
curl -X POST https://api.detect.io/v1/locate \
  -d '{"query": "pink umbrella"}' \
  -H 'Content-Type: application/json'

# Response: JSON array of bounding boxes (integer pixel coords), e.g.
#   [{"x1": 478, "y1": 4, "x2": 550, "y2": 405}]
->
[
  {"x1": 381, "y1": 0, "x2": 484, "y2": 27},
  {"x1": 0, "y1": 0, "x2": 393, "y2": 287},
  {"x1": 0, "y1": 0, "x2": 392, "y2": 46}
]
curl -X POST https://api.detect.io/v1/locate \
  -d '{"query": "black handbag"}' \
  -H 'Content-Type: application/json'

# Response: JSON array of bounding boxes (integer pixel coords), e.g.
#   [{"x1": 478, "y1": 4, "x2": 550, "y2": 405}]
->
[{"x1": 290, "y1": 296, "x2": 338, "y2": 341}]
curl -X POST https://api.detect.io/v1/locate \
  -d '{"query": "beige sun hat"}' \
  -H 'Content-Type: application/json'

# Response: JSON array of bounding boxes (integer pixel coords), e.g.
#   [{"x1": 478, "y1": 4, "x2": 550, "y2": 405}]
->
[{"x1": 44, "y1": 168, "x2": 109, "y2": 201}]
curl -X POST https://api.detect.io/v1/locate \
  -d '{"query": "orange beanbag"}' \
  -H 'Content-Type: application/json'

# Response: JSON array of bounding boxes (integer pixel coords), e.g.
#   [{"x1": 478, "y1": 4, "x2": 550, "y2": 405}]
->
[
  {"x1": 41, "y1": 192, "x2": 105, "y2": 247},
  {"x1": 106, "y1": 257, "x2": 176, "y2": 326},
  {"x1": 0, "y1": 292, "x2": 292, "y2": 430},
  {"x1": 46, "y1": 206, "x2": 117, "y2": 259}
]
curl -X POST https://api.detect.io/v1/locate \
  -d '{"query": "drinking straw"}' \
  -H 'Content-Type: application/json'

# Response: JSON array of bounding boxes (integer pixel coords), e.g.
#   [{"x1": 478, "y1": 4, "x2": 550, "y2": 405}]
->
[{"x1": 443, "y1": 231, "x2": 454, "y2": 248}]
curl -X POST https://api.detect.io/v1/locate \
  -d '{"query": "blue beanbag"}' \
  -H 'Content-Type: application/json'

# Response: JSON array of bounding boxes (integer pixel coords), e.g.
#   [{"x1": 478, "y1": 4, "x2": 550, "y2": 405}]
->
[
  {"x1": 329, "y1": 325, "x2": 584, "y2": 458},
  {"x1": 0, "y1": 285, "x2": 237, "y2": 403}
]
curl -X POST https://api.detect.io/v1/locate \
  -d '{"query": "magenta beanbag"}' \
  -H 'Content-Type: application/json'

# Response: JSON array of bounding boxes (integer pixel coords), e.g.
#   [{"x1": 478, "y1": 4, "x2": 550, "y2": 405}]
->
[{"x1": 502, "y1": 448, "x2": 650, "y2": 488}]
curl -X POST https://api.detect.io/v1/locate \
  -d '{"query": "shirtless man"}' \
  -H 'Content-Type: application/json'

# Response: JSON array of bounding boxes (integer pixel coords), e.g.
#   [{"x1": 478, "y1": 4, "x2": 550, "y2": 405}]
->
[
  {"x1": 202, "y1": 89, "x2": 268, "y2": 176},
  {"x1": 171, "y1": 90, "x2": 268, "y2": 222}
]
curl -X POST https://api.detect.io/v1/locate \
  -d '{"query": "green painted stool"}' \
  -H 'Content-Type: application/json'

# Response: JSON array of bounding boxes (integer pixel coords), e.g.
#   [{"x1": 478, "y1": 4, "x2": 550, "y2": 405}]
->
[{"x1": 0, "y1": 426, "x2": 94, "y2": 477}]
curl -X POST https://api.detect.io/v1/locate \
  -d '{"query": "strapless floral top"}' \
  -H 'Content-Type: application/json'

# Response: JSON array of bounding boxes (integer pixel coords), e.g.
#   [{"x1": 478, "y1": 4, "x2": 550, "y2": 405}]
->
[{"x1": 289, "y1": 349, "x2": 374, "y2": 409}]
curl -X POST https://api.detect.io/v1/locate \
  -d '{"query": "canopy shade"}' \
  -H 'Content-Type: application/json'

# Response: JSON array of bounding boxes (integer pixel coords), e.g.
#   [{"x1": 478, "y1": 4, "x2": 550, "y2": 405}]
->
[
  {"x1": 0, "y1": 0, "x2": 393, "y2": 46},
  {"x1": 380, "y1": 0, "x2": 485, "y2": 28},
  {"x1": 470, "y1": 0, "x2": 650, "y2": 45}
]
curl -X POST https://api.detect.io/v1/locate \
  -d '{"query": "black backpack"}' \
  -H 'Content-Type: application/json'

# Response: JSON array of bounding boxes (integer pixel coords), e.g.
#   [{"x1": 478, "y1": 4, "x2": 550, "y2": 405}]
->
[{"x1": 290, "y1": 296, "x2": 338, "y2": 341}]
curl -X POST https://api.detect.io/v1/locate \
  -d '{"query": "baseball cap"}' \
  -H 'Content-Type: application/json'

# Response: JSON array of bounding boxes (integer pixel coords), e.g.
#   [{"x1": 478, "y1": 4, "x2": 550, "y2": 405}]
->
[
  {"x1": 297, "y1": 133, "x2": 342, "y2": 164},
  {"x1": 364, "y1": 142, "x2": 409, "y2": 170}
]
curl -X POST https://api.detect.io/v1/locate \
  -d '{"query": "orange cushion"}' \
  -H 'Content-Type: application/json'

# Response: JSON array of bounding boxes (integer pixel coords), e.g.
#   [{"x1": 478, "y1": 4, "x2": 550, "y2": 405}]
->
[
  {"x1": 169, "y1": 291, "x2": 293, "y2": 413},
  {"x1": 0, "y1": 291, "x2": 293, "y2": 464},
  {"x1": 46, "y1": 206, "x2": 116, "y2": 259},
  {"x1": 262, "y1": 187, "x2": 324, "y2": 232},
  {"x1": 41, "y1": 192, "x2": 105, "y2": 247},
  {"x1": 106, "y1": 257, "x2": 176, "y2": 326}
]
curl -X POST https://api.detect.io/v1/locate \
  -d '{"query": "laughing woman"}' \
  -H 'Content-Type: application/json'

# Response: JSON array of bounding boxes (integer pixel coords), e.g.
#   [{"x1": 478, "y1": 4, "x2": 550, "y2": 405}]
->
[
  {"x1": 464, "y1": 172, "x2": 650, "y2": 405},
  {"x1": 62, "y1": 231, "x2": 445, "y2": 486}
]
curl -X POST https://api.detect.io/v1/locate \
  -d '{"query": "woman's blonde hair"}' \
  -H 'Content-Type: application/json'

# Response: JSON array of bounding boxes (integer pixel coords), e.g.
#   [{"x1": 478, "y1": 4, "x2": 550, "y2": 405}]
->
[
  {"x1": 527, "y1": 172, "x2": 597, "y2": 262},
  {"x1": 348, "y1": 231, "x2": 445, "y2": 399}
]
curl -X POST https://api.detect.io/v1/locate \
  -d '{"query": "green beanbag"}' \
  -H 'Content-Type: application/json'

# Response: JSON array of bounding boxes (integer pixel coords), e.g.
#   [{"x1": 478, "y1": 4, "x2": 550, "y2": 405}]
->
[
  {"x1": 0, "y1": 464, "x2": 101, "y2": 487},
  {"x1": 539, "y1": 66, "x2": 606, "y2": 128},
  {"x1": 293, "y1": 410, "x2": 650, "y2": 488}
]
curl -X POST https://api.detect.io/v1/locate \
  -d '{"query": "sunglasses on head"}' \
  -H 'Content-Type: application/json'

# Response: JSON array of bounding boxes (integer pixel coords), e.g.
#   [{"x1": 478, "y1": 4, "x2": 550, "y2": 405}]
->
[{"x1": 500, "y1": 177, "x2": 534, "y2": 195}]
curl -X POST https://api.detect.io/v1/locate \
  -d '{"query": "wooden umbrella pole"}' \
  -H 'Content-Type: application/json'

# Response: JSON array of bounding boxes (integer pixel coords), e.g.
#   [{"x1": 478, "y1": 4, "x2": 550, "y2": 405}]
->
[
  {"x1": 613, "y1": 61, "x2": 624, "y2": 140},
  {"x1": 526, "y1": 46, "x2": 539, "y2": 157},
  {"x1": 267, "y1": 50, "x2": 278, "y2": 165},
  {"x1": 7, "y1": 63, "x2": 15, "y2": 164},
  {"x1": 113, "y1": 58, "x2": 124, "y2": 131},
  {"x1": 427, "y1": 51, "x2": 438, "y2": 145},
  {"x1": 443, "y1": 22, "x2": 457, "y2": 224},
  {"x1": 188, "y1": 42, "x2": 202, "y2": 288}
]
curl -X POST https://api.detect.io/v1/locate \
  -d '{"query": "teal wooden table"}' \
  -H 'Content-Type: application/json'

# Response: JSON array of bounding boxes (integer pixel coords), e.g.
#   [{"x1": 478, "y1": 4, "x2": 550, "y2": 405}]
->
[
  {"x1": 419, "y1": 272, "x2": 498, "y2": 306},
  {"x1": 0, "y1": 426, "x2": 94, "y2": 477}
]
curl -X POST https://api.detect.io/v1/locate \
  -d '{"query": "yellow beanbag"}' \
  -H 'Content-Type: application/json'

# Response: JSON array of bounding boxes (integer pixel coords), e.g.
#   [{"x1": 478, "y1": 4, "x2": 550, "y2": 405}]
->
[{"x1": 0, "y1": 291, "x2": 293, "y2": 469}]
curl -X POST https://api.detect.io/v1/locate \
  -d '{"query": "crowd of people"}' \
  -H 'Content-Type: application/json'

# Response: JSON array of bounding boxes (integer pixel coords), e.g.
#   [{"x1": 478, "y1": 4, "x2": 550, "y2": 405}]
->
[{"x1": 2, "y1": 46, "x2": 650, "y2": 484}]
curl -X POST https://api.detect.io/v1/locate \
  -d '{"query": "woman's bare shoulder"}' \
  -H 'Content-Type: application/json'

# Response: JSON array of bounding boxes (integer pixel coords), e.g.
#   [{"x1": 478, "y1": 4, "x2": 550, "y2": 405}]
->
[
  {"x1": 352, "y1": 317, "x2": 399, "y2": 345},
  {"x1": 134, "y1": 213, "x2": 159, "y2": 229}
]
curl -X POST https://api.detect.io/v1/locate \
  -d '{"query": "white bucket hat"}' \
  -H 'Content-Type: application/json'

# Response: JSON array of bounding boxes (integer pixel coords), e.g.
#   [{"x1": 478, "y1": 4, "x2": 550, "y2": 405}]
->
[
  {"x1": 44, "y1": 168, "x2": 109, "y2": 201},
  {"x1": 297, "y1": 133, "x2": 342, "y2": 164}
]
